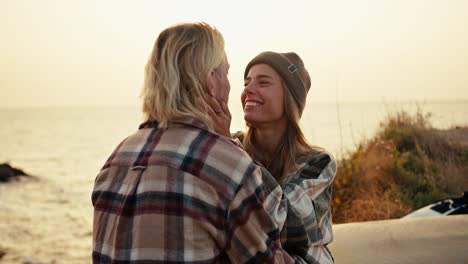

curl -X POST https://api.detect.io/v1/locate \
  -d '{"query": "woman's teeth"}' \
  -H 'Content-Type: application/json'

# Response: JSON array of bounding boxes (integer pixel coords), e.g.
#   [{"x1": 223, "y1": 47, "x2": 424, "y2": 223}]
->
[{"x1": 245, "y1": 101, "x2": 261, "y2": 107}]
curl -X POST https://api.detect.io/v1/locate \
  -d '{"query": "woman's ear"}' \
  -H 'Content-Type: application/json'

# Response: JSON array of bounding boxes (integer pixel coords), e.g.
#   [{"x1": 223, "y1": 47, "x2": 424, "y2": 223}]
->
[{"x1": 207, "y1": 70, "x2": 216, "y2": 97}]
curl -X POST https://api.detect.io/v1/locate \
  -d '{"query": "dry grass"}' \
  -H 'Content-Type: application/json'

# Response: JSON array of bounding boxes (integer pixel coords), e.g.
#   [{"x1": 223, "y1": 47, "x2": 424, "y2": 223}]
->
[
  {"x1": 332, "y1": 138, "x2": 412, "y2": 223},
  {"x1": 332, "y1": 110, "x2": 468, "y2": 223}
]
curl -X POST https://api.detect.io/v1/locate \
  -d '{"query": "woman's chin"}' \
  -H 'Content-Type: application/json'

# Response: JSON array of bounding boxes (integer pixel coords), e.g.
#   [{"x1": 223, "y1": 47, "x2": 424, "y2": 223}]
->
[
  {"x1": 244, "y1": 115, "x2": 263, "y2": 126},
  {"x1": 243, "y1": 114, "x2": 255, "y2": 123}
]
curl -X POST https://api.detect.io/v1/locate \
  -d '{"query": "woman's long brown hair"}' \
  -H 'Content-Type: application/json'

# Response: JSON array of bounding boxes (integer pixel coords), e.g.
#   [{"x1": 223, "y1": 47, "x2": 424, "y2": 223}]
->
[{"x1": 242, "y1": 83, "x2": 321, "y2": 184}]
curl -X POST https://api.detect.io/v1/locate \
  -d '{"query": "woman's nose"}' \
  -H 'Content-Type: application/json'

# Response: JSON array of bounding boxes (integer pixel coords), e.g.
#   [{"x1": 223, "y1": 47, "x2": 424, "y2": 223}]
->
[
  {"x1": 243, "y1": 81, "x2": 256, "y2": 94},
  {"x1": 241, "y1": 82, "x2": 254, "y2": 102}
]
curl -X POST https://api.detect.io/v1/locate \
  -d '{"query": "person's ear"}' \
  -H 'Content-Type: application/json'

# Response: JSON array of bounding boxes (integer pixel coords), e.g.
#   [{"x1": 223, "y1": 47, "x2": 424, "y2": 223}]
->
[{"x1": 207, "y1": 70, "x2": 216, "y2": 97}]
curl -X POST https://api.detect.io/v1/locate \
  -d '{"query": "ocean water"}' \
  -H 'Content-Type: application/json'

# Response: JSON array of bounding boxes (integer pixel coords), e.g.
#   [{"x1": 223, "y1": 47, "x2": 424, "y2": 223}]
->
[{"x1": 0, "y1": 101, "x2": 467, "y2": 262}]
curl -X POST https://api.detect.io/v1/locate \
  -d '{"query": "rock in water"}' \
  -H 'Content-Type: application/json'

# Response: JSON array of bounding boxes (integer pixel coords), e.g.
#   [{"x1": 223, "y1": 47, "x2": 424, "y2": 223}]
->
[{"x1": 0, "y1": 163, "x2": 30, "y2": 182}]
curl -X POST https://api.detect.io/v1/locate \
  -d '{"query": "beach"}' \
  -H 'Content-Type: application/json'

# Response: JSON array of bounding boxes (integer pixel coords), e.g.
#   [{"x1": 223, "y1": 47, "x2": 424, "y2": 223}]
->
[{"x1": 0, "y1": 102, "x2": 467, "y2": 263}]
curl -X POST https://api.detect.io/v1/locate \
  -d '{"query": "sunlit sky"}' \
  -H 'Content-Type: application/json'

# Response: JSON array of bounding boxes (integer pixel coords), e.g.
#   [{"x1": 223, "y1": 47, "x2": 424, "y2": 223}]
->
[{"x1": 1, "y1": 0, "x2": 468, "y2": 108}]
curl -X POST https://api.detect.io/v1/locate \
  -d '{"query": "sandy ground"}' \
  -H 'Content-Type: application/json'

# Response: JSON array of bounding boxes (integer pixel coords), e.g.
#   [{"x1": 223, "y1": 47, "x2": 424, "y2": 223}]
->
[{"x1": 329, "y1": 215, "x2": 468, "y2": 264}]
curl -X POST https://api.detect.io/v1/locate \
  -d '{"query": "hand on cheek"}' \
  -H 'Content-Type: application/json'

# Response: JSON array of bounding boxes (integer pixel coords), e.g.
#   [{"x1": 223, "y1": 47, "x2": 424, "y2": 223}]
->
[{"x1": 207, "y1": 95, "x2": 232, "y2": 138}]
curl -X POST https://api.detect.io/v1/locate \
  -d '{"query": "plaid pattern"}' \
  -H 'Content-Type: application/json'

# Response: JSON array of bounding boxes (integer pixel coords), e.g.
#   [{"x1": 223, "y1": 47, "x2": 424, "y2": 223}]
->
[
  {"x1": 281, "y1": 151, "x2": 337, "y2": 264},
  {"x1": 92, "y1": 118, "x2": 319, "y2": 263}
]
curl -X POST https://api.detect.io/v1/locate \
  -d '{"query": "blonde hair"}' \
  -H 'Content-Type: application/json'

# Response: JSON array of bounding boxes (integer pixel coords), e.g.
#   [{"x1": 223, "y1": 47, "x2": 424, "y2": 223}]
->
[
  {"x1": 141, "y1": 22, "x2": 226, "y2": 129},
  {"x1": 243, "y1": 82, "x2": 321, "y2": 184}
]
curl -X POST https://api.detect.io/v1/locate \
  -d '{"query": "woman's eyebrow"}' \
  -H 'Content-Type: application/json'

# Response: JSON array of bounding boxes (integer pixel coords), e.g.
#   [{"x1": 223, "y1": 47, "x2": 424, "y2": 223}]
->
[
  {"x1": 245, "y1": 74, "x2": 274, "y2": 81},
  {"x1": 256, "y1": 74, "x2": 273, "y2": 80}
]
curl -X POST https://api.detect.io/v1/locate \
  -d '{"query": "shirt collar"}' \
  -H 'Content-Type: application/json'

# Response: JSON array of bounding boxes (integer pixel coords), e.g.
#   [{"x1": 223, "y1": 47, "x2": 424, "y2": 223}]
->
[{"x1": 139, "y1": 117, "x2": 210, "y2": 131}]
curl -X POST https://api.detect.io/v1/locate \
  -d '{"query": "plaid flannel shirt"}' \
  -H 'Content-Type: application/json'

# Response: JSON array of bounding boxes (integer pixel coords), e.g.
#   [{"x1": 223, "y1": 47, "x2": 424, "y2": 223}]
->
[
  {"x1": 280, "y1": 151, "x2": 337, "y2": 264},
  {"x1": 92, "y1": 118, "x2": 322, "y2": 263},
  {"x1": 233, "y1": 132, "x2": 337, "y2": 264}
]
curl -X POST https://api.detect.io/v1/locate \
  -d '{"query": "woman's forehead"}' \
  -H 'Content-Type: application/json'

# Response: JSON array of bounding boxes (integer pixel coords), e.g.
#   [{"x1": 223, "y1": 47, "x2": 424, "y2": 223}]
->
[{"x1": 247, "y1": 64, "x2": 281, "y2": 80}]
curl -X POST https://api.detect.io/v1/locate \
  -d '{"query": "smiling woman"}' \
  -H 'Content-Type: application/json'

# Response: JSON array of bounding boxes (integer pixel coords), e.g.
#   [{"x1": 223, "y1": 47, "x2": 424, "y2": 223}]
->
[
  {"x1": 243, "y1": 64, "x2": 286, "y2": 126},
  {"x1": 241, "y1": 52, "x2": 313, "y2": 181},
  {"x1": 219, "y1": 51, "x2": 338, "y2": 263}
]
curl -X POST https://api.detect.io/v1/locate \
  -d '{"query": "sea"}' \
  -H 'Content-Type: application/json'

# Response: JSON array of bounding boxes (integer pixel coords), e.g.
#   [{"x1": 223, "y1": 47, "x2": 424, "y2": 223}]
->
[{"x1": 0, "y1": 101, "x2": 467, "y2": 263}]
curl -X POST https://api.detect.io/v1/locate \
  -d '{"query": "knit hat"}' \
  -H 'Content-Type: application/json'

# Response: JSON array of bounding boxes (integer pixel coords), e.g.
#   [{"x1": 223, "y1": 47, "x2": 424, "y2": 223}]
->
[{"x1": 244, "y1": 51, "x2": 311, "y2": 115}]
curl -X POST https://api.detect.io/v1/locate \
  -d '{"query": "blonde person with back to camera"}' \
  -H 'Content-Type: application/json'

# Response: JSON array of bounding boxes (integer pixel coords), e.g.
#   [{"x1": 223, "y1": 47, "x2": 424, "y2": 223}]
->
[
  {"x1": 93, "y1": 22, "x2": 331, "y2": 263},
  {"x1": 211, "y1": 51, "x2": 337, "y2": 263}
]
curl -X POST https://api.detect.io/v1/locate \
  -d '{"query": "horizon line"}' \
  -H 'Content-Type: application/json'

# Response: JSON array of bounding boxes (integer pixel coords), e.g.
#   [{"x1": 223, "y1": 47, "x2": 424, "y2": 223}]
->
[{"x1": 1, "y1": 99, "x2": 467, "y2": 110}]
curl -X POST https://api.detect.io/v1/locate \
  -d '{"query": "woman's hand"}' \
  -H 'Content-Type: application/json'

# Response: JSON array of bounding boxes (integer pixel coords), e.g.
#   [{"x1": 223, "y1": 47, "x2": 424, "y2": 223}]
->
[{"x1": 207, "y1": 96, "x2": 232, "y2": 138}]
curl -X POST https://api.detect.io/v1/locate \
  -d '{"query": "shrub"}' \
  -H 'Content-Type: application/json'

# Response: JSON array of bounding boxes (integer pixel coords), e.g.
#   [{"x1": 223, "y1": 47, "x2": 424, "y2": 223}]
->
[{"x1": 332, "y1": 109, "x2": 467, "y2": 223}]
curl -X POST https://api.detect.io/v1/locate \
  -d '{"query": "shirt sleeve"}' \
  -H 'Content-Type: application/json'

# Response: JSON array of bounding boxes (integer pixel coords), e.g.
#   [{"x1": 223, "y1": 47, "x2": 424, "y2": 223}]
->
[
  {"x1": 281, "y1": 152, "x2": 337, "y2": 262},
  {"x1": 226, "y1": 133, "x2": 337, "y2": 262},
  {"x1": 225, "y1": 164, "x2": 302, "y2": 263}
]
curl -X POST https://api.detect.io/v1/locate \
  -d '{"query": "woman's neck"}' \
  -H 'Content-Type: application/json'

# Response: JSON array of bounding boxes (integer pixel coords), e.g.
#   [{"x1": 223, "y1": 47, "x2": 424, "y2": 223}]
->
[{"x1": 254, "y1": 123, "x2": 287, "y2": 161}]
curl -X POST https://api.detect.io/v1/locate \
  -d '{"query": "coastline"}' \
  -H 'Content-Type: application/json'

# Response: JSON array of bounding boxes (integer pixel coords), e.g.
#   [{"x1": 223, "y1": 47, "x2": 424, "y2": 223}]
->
[{"x1": 0, "y1": 105, "x2": 466, "y2": 262}]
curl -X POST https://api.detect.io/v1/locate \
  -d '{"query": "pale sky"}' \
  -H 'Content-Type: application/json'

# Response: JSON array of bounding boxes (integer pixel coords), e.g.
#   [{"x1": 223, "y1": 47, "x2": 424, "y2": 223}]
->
[{"x1": 1, "y1": 0, "x2": 468, "y2": 108}]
